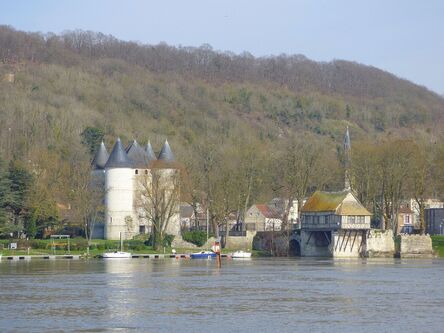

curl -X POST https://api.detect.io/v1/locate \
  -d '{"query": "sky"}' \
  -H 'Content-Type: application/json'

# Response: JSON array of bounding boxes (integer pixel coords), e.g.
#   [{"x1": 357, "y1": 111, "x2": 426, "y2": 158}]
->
[{"x1": 1, "y1": 0, "x2": 443, "y2": 94}]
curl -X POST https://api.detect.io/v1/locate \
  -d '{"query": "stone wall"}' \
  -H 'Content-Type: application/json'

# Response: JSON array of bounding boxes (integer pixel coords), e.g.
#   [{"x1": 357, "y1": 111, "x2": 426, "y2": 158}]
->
[
  {"x1": 332, "y1": 230, "x2": 364, "y2": 258},
  {"x1": 171, "y1": 236, "x2": 217, "y2": 249},
  {"x1": 399, "y1": 234, "x2": 434, "y2": 258},
  {"x1": 253, "y1": 231, "x2": 289, "y2": 256},
  {"x1": 365, "y1": 229, "x2": 395, "y2": 258},
  {"x1": 225, "y1": 231, "x2": 256, "y2": 250}
]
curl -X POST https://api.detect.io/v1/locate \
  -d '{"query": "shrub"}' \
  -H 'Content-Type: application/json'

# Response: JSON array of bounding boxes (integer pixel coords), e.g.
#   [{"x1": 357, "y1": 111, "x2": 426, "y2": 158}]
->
[
  {"x1": 182, "y1": 231, "x2": 209, "y2": 247},
  {"x1": 127, "y1": 240, "x2": 145, "y2": 251},
  {"x1": 144, "y1": 234, "x2": 175, "y2": 248}
]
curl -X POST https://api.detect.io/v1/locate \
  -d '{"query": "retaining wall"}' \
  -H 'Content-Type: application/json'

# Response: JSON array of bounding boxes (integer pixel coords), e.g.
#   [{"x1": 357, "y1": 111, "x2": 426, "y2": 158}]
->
[{"x1": 365, "y1": 229, "x2": 395, "y2": 258}]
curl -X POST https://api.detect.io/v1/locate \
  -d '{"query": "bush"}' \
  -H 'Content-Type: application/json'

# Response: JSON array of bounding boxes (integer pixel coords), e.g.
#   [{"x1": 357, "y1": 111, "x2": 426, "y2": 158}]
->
[
  {"x1": 126, "y1": 240, "x2": 145, "y2": 251},
  {"x1": 182, "y1": 231, "x2": 209, "y2": 247},
  {"x1": 144, "y1": 234, "x2": 175, "y2": 248}
]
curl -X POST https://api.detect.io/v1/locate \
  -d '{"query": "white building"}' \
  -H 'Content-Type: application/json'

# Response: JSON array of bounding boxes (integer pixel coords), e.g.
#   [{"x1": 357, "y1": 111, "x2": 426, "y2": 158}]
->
[{"x1": 91, "y1": 138, "x2": 180, "y2": 240}]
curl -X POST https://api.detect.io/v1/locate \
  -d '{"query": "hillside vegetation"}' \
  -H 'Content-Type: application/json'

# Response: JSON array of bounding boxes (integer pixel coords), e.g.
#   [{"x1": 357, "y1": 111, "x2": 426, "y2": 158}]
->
[{"x1": 0, "y1": 26, "x2": 443, "y2": 237}]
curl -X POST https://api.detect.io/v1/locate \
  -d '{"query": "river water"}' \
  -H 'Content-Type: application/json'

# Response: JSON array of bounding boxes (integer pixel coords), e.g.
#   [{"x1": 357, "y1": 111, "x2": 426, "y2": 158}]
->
[{"x1": 0, "y1": 258, "x2": 443, "y2": 333}]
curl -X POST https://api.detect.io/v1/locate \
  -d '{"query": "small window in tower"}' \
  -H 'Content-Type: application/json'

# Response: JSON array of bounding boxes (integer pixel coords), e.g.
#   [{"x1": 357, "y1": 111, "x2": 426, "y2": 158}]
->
[
  {"x1": 110, "y1": 216, "x2": 113, "y2": 224},
  {"x1": 135, "y1": 170, "x2": 139, "y2": 175},
  {"x1": 145, "y1": 170, "x2": 148, "y2": 175}
]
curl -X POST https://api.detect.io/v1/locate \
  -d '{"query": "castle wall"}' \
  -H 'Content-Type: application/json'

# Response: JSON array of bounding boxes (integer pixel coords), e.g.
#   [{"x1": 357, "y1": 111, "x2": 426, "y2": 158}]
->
[{"x1": 105, "y1": 168, "x2": 135, "y2": 240}]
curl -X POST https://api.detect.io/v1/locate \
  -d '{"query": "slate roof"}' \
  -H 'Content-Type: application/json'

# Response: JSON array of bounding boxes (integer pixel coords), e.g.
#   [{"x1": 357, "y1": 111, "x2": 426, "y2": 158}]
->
[
  {"x1": 91, "y1": 141, "x2": 109, "y2": 170},
  {"x1": 104, "y1": 138, "x2": 133, "y2": 168},
  {"x1": 126, "y1": 140, "x2": 150, "y2": 168},
  {"x1": 145, "y1": 141, "x2": 157, "y2": 162},
  {"x1": 158, "y1": 140, "x2": 175, "y2": 162},
  {"x1": 302, "y1": 191, "x2": 371, "y2": 216}
]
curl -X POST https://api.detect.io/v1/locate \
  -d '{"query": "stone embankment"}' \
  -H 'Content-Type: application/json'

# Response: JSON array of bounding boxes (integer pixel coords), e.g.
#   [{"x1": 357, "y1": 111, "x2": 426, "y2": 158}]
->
[
  {"x1": 171, "y1": 236, "x2": 217, "y2": 249},
  {"x1": 365, "y1": 229, "x2": 395, "y2": 258},
  {"x1": 399, "y1": 234, "x2": 434, "y2": 258}
]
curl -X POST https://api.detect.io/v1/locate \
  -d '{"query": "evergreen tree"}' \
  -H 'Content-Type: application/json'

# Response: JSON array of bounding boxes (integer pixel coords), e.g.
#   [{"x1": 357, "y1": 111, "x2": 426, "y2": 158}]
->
[{"x1": 0, "y1": 156, "x2": 15, "y2": 235}]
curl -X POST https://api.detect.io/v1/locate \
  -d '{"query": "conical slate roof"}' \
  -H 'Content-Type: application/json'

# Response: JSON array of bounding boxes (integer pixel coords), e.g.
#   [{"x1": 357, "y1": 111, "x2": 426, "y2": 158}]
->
[
  {"x1": 145, "y1": 141, "x2": 157, "y2": 162},
  {"x1": 126, "y1": 140, "x2": 150, "y2": 168},
  {"x1": 104, "y1": 138, "x2": 133, "y2": 169},
  {"x1": 158, "y1": 139, "x2": 175, "y2": 162},
  {"x1": 91, "y1": 141, "x2": 109, "y2": 170}
]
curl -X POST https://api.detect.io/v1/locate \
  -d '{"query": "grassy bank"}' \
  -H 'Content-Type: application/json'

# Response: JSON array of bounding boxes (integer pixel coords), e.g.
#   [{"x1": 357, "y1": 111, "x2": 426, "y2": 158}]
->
[
  {"x1": 0, "y1": 238, "x2": 238, "y2": 257},
  {"x1": 431, "y1": 236, "x2": 444, "y2": 257}
]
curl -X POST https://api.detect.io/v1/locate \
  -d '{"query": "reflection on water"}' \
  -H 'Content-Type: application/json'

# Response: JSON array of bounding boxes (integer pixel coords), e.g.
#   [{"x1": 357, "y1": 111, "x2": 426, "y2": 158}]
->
[{"x1": 1, "y1": 258, "x2": 444, "y2": 332}]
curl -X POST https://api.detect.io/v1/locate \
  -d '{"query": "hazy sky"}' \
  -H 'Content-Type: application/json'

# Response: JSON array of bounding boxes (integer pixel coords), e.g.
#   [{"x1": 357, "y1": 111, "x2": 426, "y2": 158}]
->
[{"x1": 1, "y1": 0, "x2": 443, "y2": 94}]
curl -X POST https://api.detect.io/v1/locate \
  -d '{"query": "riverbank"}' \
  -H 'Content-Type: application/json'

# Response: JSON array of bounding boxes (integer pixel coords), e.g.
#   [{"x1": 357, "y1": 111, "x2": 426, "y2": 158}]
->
[
  {"x1": 0, "y1": 238, "x2": 242, "y2": 258},
  {"x1": 431, "y1": 236, "x2": 444, "y2": 256},
  {"x1": 2, "y1": 237, "x2": 443, "y2": 258}
]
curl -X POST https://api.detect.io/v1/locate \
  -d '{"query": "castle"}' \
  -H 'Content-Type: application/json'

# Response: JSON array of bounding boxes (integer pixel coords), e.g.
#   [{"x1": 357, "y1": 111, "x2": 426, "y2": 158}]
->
[{"x1": 91, "y1": 138, "x2": 180, "y2": 240}]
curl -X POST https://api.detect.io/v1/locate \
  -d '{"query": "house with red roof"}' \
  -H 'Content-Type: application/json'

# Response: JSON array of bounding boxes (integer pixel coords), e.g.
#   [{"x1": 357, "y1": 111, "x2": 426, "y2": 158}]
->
[{"x1": 245, "y1": 204, "x2": 282, "y2": 231}]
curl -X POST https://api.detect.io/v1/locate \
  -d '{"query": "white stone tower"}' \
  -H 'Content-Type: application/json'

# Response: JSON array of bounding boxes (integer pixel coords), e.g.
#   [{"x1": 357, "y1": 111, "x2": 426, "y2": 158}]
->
[{"x1": 104, "y1": 138, "x2": 135, "y2": 240}]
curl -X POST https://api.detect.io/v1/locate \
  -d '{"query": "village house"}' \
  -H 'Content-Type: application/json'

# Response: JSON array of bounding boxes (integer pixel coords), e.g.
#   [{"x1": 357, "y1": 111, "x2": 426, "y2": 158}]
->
[
  {"x1": 245, "y1": 204, "x2": 282, "y2": 231},
  {"x1": 300, "y1": 190, "x2": 372, "y2": 257},
  {"x1": 425, "y1": 208, "x2": 444, "y2": 235},
  {"x1": 397, "y1": 205, "x2": 415, "y2": 234}
]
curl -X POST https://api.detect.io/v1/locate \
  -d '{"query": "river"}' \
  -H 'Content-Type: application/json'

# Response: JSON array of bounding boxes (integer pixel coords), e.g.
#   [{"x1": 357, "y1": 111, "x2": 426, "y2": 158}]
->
[{"x1": 0, "y1": 258, "x2": 443, "y2": 332}]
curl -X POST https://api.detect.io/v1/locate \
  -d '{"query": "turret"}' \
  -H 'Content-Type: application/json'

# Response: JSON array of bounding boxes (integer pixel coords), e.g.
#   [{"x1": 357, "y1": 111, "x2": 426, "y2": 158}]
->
[
  {"x1": 126, "y1": 139, "x2": 150, "y2": 168},
  {"x1": 91, "y1": 141, "x2": 109, "y2": 170},
  {"x1": 104, "y1": 138, "x2": 136, "y2": 240},
  {"x1": 91, "y1": 141, "x2": 109, "y2": 185},
  {"x1": 158, "y1": 139, "x2": 175, "y2": 162},
  {"x1": 145, "y1": 141, "x2": 157, "y2": 163}
]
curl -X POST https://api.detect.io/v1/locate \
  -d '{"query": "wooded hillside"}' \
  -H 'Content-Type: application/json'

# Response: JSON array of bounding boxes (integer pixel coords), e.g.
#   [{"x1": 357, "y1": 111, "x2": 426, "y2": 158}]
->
[{"x1": 0, "y1": 26, "x2": 443, "y2": 237}]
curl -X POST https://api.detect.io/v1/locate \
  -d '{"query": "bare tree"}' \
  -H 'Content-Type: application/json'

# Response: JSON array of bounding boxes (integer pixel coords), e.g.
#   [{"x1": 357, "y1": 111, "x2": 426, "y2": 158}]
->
[
  {"x1": 70, "y1": 159, "x2": 105, "y2": 253},
  {"x1": 135, "y1": 167, "x2": 180, "y2": 250}
]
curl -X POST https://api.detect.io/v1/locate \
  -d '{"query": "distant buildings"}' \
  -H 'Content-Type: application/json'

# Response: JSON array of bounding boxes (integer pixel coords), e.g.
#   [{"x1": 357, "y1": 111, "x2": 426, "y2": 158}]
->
[{"x1": 425, "y1": 208, "x2": 444, "y2": 235}]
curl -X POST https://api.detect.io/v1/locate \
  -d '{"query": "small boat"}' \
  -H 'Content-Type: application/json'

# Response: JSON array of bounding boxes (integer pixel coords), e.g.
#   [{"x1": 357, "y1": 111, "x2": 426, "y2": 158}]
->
[
  {"x1": 102, "y1": 232, "x2": 132, "y2": 259},
  {"x1": 190, "y1": 251, "x2": 216, "y2": 259},
  {"x1": 102, "y1": 251, "x2": 132, "y2": 259},
  {"x1": 232, "y1": 250, "x2": 252, "y2": 258}
]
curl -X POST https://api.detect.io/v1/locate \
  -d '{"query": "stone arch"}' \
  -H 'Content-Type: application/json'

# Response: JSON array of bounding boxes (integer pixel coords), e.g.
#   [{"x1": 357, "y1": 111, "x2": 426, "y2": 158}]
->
[{"x1": 289, "y1": 239, "x2": 301, "y2": 256}]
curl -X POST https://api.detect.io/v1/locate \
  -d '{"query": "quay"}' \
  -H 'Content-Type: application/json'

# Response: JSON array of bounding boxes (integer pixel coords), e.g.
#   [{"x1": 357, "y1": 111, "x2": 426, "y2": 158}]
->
[
  {"x1": 0, "y1": 254, "x2": 232, "y2": 261},
  {"x1": 130, "y1": 253, "x2": 231, "y2": 259},
  {"x1": 1, "y1": 255, "x2": 81, "y2": 260}
]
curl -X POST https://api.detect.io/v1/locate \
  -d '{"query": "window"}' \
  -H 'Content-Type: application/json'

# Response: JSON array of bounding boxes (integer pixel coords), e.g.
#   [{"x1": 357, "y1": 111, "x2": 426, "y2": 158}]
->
[
  {"x1": 110, "y1": 216, "x2": 113, "y2": 224},
  {"x1": 135, "y1": 170, "x2": 139, "y2": 175},
  {"x1": 347, "y1": 216, "x2": 356, "y2": 224},
  {"x1": 145, "y1": 170, "x2": 148, "y2": 175},
  {"x1": 404, "y1": 215, "x2": 410, "y2": 225}
]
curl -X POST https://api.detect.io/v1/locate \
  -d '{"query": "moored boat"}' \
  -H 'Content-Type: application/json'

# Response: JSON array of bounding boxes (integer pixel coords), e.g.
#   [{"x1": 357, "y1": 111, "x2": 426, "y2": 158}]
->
[
  {"x1": 190, "y1": 251, "x2": 216, "y2": 259},
  {"x1": 232, "y1": 250, "x2": 252, "y2": 258},
  {"x1": 102, "y1": 251, "x2": 132, "y2": 259},
  {"x1": 101, "y1": 232, "x2": 132, "y2": 259}
]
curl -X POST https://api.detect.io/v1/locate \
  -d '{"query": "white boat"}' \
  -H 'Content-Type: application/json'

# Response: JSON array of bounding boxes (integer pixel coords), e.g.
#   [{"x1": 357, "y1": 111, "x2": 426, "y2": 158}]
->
[
  {"x1": 102, "y1": 232, "x2": 132, "y2": 259},
  {"x1": 102, "y1": 251, "x2": 132, "y2": 259},
  {"x1": 231, "y1": 250, "x2": 252, "y2": 258}
]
